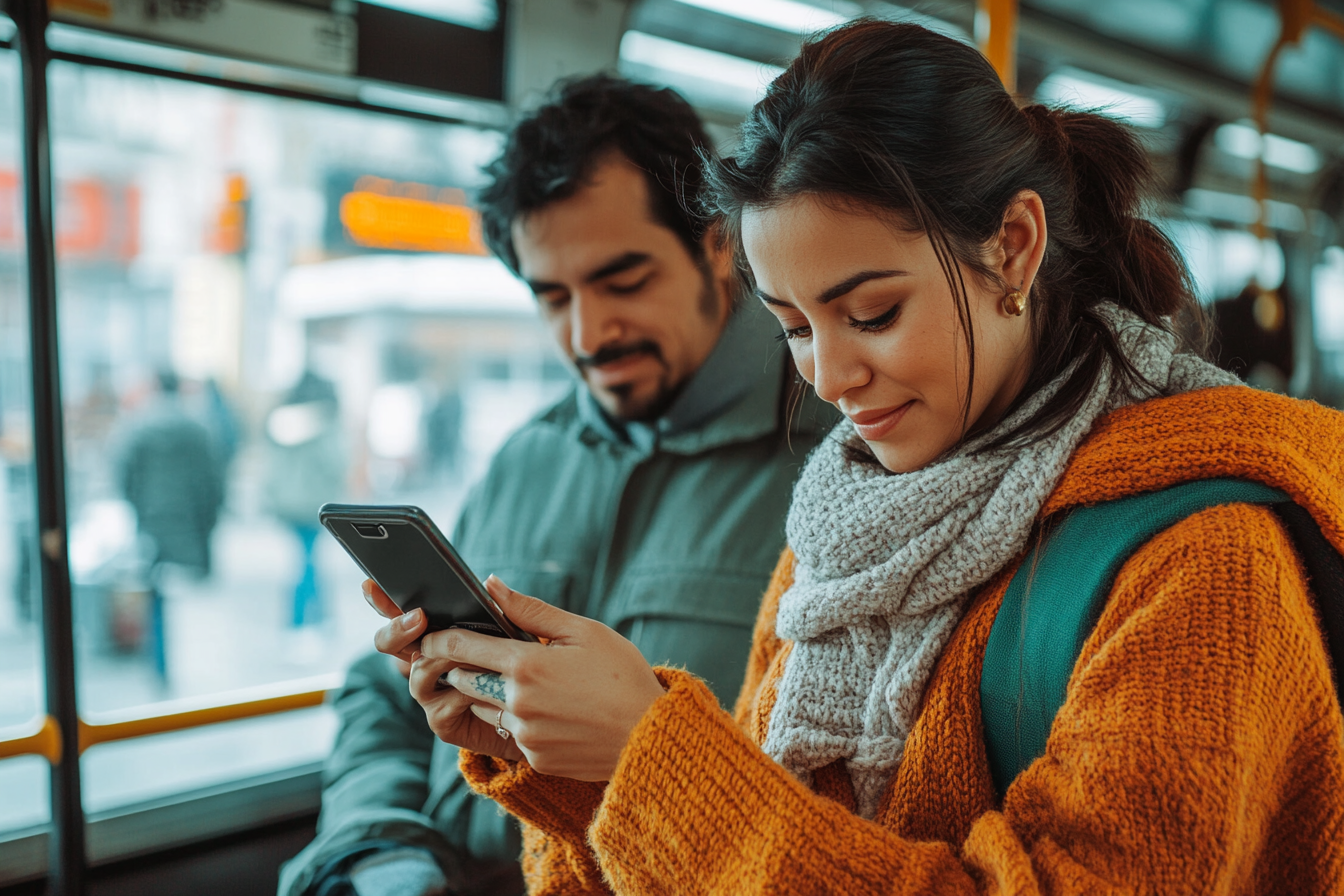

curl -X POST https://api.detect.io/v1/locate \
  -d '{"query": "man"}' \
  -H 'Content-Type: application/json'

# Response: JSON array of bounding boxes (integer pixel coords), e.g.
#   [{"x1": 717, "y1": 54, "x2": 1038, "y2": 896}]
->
[{"x1": 279, "y1": 75, "x2": 836, "y2": 896}]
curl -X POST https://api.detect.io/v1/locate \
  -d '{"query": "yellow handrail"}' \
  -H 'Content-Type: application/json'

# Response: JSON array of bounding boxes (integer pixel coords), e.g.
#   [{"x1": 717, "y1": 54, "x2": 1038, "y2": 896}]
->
[
  {"x1": 0, "y1": 673, "x2": 341, "y2": 763},
  {"x1": 977, "y1": 0, "x2": 1019, "y2": 93},
  {"x1": 0, "y1": 715, "x2": 62, "y2": 764}
]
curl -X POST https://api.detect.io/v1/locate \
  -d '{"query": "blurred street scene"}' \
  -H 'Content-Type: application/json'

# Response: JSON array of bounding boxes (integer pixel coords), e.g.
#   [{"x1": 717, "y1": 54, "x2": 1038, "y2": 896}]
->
[{"x1": 0, "y1": 57, "x2": 567, "y2": 832}]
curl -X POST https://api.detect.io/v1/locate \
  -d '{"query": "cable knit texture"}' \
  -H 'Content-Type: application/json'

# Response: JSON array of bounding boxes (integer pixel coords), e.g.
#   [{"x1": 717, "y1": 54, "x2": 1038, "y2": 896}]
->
[
  {"x1": 461, "y1": 385, "x2": 1344, "y2": 894},
  {"x1": 770, "y1": 306, "x2": 1238, "y2": 816}
]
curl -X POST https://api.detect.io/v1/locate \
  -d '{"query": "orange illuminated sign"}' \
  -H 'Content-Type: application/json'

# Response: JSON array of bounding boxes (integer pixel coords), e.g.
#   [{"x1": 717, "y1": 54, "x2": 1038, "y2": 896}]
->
[
  {"x1": 339, "y1": 176, "x2": 486, "y2": 255},
  {"x1": 0, "y1": 173, "x2": 142, "y2": 261}
]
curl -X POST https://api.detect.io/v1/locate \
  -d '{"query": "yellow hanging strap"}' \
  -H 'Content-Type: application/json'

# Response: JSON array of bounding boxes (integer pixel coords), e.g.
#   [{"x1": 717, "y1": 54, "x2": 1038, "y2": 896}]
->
[
  {"x1": 1246, "y1": 0, "x2": 1344, "y2": 331},
  {"x1": 1251, "y1": 0, "x2": 1313, "y2": 244},
  {"x1": 1251, "y1": 0, "x2": 1344, "y2": 240}
]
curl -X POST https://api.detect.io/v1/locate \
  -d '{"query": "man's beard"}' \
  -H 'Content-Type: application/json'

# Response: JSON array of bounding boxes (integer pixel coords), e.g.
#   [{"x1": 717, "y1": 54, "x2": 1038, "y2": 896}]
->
[
  {"x1": 575, "y1": 339, "x2": 671, "y2": 422},
  {"x1": 575, "y1": 263, "x2": 722, "y2": 423}
]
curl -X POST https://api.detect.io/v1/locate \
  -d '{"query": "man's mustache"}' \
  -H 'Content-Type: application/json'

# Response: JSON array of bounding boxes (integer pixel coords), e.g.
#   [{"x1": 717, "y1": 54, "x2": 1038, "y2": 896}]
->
[{"x1": 574, "y1": 340, "x2": 663, "y2": 373}]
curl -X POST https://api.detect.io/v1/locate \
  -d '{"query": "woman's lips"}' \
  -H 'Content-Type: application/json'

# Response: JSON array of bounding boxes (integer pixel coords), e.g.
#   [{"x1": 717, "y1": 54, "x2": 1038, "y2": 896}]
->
[{"x1": 849, "y1": 401, "x2": 913, "y2": 441}]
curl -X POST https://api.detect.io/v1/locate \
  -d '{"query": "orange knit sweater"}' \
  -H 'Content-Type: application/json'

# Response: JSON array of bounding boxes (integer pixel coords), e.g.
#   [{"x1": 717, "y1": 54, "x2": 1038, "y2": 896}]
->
[{"x1": 462, "y1": 386, "x2": 1344, "y2": 895}]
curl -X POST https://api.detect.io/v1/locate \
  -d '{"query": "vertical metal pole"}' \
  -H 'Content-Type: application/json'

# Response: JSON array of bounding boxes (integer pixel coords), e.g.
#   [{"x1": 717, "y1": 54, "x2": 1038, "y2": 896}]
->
[
  {"x1": 975, "y1": 0, "x2": 1019, "y2": 93},
  {"x1": 12, "y1": 1, "x2": 85, "y2": 894}
]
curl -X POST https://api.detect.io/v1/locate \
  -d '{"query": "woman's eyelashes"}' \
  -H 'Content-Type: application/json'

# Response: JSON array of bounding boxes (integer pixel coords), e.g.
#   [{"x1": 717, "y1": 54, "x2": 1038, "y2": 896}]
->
[
  {"x1": 773, "y1": 303, "x2": 901, "y2": 342},
  {"x1": 848, "y1": 303, "x2": 900, "y2": 333}
]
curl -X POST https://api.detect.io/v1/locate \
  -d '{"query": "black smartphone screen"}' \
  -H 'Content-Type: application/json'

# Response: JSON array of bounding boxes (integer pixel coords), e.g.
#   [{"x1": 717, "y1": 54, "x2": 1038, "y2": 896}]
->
[{"x1": 320, "y1": 504, "x2": 532, "y2": 640}]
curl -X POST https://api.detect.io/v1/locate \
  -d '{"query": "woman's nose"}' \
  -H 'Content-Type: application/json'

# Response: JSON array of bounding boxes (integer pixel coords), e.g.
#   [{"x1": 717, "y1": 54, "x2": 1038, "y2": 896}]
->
[{"x1": 809, "y1": 330, "x2": 870, "y2": 405}]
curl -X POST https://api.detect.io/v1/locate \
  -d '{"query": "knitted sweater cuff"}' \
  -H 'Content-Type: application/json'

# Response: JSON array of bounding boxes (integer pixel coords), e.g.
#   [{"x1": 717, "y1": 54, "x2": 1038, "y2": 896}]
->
[
  {"x1": 588, "y1": 667, "x2": 751, "y2": 881},
  {"x1": 458, "y1": 750, "x2": 606, "y2": 840},
  {"x1": 457, "y1": 667, "x2": 692, "y2": 834}
]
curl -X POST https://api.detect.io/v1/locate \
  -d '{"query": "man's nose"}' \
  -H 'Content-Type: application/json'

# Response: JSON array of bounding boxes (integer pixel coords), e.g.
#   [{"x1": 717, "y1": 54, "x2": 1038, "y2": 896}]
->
[
  {"x1": 569, "y1": 292, "x2": 620, "y2": 358},
  {"x1": 810, "y1": 331, "x2": 870, "y2": 405}
]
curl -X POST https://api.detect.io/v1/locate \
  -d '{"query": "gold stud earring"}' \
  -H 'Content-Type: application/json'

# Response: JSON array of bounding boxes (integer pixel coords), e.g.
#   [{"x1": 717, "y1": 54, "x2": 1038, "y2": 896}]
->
[{"x1": 1001, "y1": 288, "x2": 1026, "y2": 316}]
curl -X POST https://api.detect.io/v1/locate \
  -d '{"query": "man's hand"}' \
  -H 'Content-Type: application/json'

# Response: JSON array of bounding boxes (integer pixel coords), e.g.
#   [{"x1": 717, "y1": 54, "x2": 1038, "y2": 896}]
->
[
  {"x1": 408, "y1": 575, "x2": 667, "y2": 780},
  {"x1": 364, "y1": 579, "x2": 426, "y2": 678}
]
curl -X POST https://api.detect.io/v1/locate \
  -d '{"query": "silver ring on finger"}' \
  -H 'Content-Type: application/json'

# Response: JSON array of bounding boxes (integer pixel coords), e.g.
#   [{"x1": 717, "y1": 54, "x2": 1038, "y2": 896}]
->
[{"x1": 495, "y1": 707, "x2": 511, "y2": 740}]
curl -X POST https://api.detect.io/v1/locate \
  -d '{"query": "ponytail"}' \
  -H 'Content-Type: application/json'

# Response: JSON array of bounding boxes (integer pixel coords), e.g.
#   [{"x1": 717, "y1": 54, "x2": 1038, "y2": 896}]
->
[
  {"x1": 704, "y1": 20, "x2": 1207, "y2": 450},
  {"x1": 1024, "y1": 105, "x2": 1195, "y2": 321}
]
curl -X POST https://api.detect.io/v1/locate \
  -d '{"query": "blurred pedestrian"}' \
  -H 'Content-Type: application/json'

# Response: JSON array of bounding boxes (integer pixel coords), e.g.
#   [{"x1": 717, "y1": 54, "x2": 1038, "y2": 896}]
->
[
  {"x1": 201, "y1": 377, "x2": 242, "y2": 476},
  {"x1": 262, "y1": 370, "x2": 346, "y2": 627},
  {"x1": 116, "y1": 370, "x2": 224, "y2": 577},
  {"x1": 425, "y1": 386, "x2": 462, "y2": 478}
]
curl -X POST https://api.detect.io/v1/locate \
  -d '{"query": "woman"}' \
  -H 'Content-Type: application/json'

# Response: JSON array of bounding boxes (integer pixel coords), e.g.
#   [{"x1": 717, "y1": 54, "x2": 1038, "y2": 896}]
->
[{"x1": 371, "y1": 20, "x2": 1344, "y2": 893}]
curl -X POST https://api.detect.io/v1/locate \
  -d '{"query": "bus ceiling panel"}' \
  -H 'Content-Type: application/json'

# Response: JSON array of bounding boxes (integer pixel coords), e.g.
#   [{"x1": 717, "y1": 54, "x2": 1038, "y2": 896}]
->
[
  {"x1": 1021, "y1": 0, "x2": 1344, "y2": 129},
  {"x1": 628, "y1": 0, "x2": 973, "y2": 69},
  {"x1": 629, "y1": 0, "x2": 811, "y2": 67},
  {"x1": 1018, "y1": 5, "x2": 1344, "y2": 148},
  {"x1": 44, "y1": 0, "x2": 506, "y2": 104}
]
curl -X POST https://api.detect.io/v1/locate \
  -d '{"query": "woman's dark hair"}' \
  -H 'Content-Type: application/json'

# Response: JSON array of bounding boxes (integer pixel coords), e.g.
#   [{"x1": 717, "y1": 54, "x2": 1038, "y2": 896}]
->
[
  {"x1": 480, "y1": 74, "x2": 713, "y2": 273},
  {"x1": 704, "y1": 19, "x2": 1206, "y2": 452}
]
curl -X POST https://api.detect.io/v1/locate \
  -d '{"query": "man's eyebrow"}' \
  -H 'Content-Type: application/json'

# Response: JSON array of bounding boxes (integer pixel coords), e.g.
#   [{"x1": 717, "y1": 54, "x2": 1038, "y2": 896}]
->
[
  {"x1": 585, "y1": 252, "x2": 652, "y2": 283},
  {"x1": 526, "y1": 278, "x2": 564, "y2": 295},
  {"x1": 755, "y1": 269, "x2": 909, "y2": 310},
  {"x1": 523, "y1": 252, "x2": 654, "y2": 295}
]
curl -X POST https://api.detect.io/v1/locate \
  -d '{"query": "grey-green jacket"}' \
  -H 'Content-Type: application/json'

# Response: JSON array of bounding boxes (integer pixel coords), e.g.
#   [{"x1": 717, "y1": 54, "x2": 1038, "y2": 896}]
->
[{"x1": 279, "y1": 304, "x2": 838, "y2": 896}]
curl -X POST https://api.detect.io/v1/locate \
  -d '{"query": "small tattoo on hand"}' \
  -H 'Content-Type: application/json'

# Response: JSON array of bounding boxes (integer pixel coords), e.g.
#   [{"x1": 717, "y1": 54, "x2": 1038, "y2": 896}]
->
[{"x1": 474, "y1": 672, "x2": 506, "y2": 703}]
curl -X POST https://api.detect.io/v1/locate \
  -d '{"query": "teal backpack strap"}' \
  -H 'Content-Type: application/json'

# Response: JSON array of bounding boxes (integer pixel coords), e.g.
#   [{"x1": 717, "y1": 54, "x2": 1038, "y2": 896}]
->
[{"x1": 980, "y1": 478, "x2": 1287, "y2": 795}]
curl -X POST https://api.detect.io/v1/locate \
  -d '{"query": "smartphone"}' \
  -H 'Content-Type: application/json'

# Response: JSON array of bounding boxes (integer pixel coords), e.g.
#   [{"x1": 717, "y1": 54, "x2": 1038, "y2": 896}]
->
[{"x1": 319, "y1": 503, "x2": 536, "y2": 642}]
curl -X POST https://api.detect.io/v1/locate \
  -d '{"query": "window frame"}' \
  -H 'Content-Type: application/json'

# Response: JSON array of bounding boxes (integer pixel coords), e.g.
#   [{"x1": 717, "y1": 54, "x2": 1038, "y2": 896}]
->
[{"x1": 0, "y1": 3, "x2": 509, "y2": 891}]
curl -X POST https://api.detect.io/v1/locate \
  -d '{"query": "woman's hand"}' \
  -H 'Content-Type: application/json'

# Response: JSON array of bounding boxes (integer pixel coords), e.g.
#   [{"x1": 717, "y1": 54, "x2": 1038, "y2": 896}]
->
[
  {"x1": 408, "y1": 575, "x2": 667, "y2": 781},
  {"x1": 363, "y1": 579, "x2": 425, "y2": 678}
]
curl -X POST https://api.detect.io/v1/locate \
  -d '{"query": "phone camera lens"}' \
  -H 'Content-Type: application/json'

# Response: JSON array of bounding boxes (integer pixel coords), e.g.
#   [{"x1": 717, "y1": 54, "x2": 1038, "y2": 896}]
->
[{"x1": 353, "y1": 523, "x2": 388, "y2": 539}]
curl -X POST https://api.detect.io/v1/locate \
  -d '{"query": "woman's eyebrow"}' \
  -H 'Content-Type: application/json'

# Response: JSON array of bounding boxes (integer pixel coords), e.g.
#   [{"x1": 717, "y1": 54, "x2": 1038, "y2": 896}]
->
[
  {"x1": 814, "y1": 269, "x2": 908, "y2": 305},
  {"x1": 756, "y1": 270, "x2": 909, "y2": 309}
]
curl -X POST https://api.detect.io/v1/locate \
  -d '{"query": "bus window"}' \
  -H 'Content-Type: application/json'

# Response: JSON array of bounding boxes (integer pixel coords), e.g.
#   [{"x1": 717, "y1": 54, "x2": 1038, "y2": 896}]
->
[{"x1": 46, "y1": 61, "x2": 564, "y2": 819}]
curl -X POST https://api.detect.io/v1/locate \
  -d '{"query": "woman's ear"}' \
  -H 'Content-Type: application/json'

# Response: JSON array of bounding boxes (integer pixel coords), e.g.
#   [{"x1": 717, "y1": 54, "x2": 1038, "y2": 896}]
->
[{"x1": 997, "y1": 189, "x2": 1048, "y2": 295}]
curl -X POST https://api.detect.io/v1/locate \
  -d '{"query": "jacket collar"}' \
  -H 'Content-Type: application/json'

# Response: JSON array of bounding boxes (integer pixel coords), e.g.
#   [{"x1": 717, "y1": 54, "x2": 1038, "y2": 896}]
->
[{"x1": 576, "y1": 301, "x2": 785, "y2": 456}]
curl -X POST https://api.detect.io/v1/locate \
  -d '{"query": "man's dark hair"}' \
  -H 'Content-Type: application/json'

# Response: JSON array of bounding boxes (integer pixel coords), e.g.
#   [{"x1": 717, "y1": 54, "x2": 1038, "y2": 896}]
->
[{"x1": 479, "y1": 74, "x2": 714, "y2": 273}]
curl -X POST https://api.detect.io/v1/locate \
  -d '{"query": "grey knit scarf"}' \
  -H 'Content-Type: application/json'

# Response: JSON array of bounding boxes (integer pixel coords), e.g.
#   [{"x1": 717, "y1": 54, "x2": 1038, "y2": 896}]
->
[{"x1": 763, "y1": 304, "x2": 1240, "y2": 818}]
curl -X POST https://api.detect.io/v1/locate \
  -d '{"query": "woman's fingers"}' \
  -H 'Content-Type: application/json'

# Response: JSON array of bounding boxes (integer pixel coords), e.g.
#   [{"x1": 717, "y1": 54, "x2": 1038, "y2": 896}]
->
[
  {"x1": 388, "y1": 577, "x2": 663, "y2": 778},
  {"x1": 469, "y1": 701, "x2": 517, "y2": 735},
  {"x1": 417, "y1": 578, "x2": 595, "y2": 669},
  {"x1": 484, "y1": 575, "x2": 585, "y2": 641},
  {"x1": 420, "y1": 624, "x2": 531, "y2": 672},
  {"x1": 373, "y1": 607, "x2": 427, "y2": 662},
  {"x1": 362, "y1": 579, "x2": 402, "y2": 619},
  {"x1": 408, "y1": 653, "x2": 460, "y2": 703},
  {"x1": 407, "y1": 656, "x2": 525, "y2": 761},
  {"x1": 444, "y1": 667, "x2": 508, "y2": 710}
]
